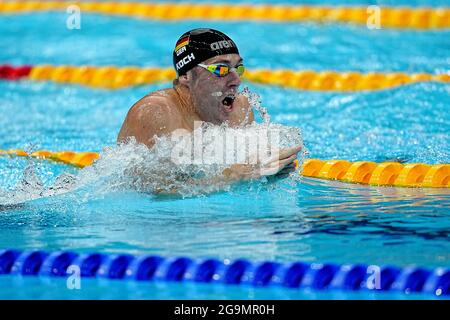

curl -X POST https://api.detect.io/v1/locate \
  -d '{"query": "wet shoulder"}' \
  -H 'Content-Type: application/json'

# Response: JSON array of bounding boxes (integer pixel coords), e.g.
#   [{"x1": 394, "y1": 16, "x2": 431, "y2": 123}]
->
[
  {"x1": 130, "y1": 89, "x2": 182, "y2": 119},
  {"x1": 134, "y1": 88, "x2": 176, "y2": 111}
]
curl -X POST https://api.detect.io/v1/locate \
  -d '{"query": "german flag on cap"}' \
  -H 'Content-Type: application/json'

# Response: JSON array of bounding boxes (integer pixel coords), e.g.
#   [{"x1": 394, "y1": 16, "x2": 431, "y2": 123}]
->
[{"x1": 175, "y1": 36, "x2": 189, "y2": 52}]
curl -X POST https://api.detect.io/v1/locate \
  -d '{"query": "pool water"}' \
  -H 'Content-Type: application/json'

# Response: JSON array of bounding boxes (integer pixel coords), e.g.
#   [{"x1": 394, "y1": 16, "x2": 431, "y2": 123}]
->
[{"x1": 0, "y1": 2, "x2": 449, "y2": 299}]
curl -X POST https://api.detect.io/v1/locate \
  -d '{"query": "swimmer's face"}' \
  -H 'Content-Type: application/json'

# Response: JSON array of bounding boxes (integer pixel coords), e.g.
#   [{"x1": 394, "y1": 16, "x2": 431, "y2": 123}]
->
[{"x1": 187, "y1": 54, "x2": 242, "y2": 124}]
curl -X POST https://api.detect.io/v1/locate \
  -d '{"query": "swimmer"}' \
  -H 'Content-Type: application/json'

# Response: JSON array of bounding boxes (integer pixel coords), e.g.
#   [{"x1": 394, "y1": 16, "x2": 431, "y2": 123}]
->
[{"x1": 117, "y1": 28, "x2": 301, "y2": 183}]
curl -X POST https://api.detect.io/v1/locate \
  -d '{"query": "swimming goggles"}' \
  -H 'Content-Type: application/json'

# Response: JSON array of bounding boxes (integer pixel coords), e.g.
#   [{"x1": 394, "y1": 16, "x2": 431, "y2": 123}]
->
[{"x1": 197, "y1": 63, "x2": 245, "y2": 77}]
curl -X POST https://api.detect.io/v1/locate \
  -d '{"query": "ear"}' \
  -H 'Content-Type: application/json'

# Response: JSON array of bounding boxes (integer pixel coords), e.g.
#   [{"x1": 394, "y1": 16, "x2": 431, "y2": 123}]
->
[{"x1": 177, "y1": 73, "x2": 190, "y2": 86}]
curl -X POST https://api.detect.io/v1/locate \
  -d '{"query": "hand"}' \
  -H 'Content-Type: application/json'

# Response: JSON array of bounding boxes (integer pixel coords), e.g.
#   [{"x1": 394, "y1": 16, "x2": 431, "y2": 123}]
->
[
  {"x1": 258, "y1": 145, "x2": 302, "y2": 177},
  {"x1": 223, "y1": 145, "x2": 302, "y2": 181},
  {"x1": 267, "y1": 161, "x2": 298, "y2": 181}
]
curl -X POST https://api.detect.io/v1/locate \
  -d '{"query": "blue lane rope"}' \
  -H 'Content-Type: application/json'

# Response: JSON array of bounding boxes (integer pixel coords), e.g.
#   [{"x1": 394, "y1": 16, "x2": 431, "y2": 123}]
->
[{"x1": 0, "y1": 249, "x2": 448, "y2": 296}]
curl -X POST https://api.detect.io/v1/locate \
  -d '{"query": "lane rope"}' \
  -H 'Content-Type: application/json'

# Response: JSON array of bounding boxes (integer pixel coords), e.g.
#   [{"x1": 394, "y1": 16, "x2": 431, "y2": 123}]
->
[
  {"x1": 1, "y1": 64, "x2": 449, "y2": 91},
  {"x1": 0, "y1": 1, "x2": 449, "y2": 29},
  {"x1": 1, "y1": 149, "x2": 449, "y2": 188},
  {"x1": 0, "y1": 249, "x2": 448, "y2": 296}
]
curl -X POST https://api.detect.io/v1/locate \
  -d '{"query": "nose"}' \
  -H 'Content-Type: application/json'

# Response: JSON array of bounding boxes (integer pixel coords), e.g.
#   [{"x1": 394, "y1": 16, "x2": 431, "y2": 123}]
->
[{"x1": 227, "y1": 69, "x2": 241, "y2": 87}]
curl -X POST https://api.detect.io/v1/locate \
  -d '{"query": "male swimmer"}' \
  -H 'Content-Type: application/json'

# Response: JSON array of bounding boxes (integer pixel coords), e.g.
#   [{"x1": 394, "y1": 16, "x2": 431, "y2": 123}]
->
[{"x1": 117, "y1": 28, "x2": 302, "y2": 183}]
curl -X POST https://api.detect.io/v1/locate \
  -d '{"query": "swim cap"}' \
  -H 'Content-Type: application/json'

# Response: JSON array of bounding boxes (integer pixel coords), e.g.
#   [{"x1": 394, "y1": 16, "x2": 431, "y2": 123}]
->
[{"x1": 173, "y1": 28, "x2": 240, "y2": 76}]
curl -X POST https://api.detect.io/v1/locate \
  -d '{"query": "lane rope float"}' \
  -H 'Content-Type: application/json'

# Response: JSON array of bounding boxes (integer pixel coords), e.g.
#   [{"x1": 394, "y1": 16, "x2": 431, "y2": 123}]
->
[
  {"x1": 0, "y1": 149, "x2": 100, "y2": 168},
  {"x1": 0, "y1": 249, "x2": 448, "y2": 296},
  {"x1": 1, "y1": 64, "x2": 449, "y2": 91},
  {"x1": 1, "y1": 149, "x2": 449, "y2": 188},
  {"x1": 0, "y1": 1, "x2": 449, "y2": 29}
]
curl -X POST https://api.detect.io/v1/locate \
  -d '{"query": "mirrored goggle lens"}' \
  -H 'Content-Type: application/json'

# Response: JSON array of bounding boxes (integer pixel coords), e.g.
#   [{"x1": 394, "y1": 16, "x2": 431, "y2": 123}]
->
[
  {"x1": 209, "y1": 65, "x2": 245, "y2": 77},
  {"x1": 205, "y1": 65, "x2": 225, "y2": 76},
  {"x1": 236, "y1": 65, "x2": 245, "y2": 76},
  {"x1": 218, "y1": 65, "x2": 229, "y2": 76}
]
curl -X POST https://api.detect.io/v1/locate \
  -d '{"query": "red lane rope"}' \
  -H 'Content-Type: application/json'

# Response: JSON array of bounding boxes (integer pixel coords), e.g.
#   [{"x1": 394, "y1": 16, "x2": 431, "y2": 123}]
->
[{"x1": 0, "y1": 64, "x2": 32, "y2": 80}]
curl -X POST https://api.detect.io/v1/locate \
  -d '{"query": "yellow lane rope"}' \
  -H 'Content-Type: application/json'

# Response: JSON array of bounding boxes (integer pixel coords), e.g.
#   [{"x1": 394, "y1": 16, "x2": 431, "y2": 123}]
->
[
  {"x1": 0, "y1": 149, "x2": 100, "y2": 168},
  {"x1": 0, "y1": 1, "x2": 449, "y2": 29},
  {"x1": 25, "y1": 64, "x2": 450, "y2": 91},
  {"x1": 1, "y1": 149, "x2": 449, "y2": 188}
]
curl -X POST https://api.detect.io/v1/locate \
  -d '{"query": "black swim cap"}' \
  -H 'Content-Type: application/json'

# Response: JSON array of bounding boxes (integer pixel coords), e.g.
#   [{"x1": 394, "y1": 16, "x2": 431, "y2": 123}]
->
[{"x1": 173, "y1": 28, "x2": 240, "y2": 76}]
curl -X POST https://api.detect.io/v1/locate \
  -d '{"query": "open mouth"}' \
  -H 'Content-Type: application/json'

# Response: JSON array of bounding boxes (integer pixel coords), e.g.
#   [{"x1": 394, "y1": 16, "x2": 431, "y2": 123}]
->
[{"x1": 221, "y1": 95, "x2": 236, "y2": 112}]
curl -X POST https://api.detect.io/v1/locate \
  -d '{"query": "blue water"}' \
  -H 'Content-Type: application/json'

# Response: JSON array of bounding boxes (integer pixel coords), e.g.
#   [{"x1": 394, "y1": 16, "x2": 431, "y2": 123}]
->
[
  {"x1": 2, "y1": 13, "x2": 449, "y2": 73},
  {"x1": 0, "y1": 2, "x2": 449, "y2": 299},
  {"x1": 0, "y1": 275, "x2": 437, "y2": 300}
]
